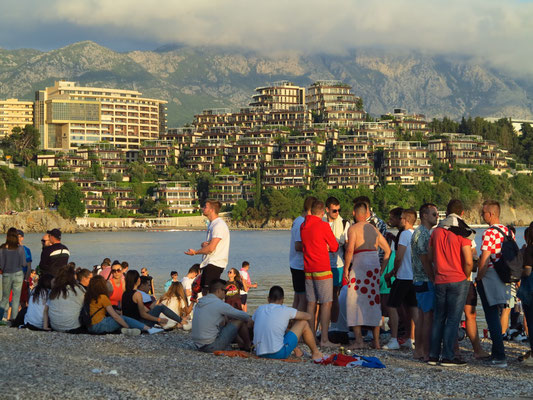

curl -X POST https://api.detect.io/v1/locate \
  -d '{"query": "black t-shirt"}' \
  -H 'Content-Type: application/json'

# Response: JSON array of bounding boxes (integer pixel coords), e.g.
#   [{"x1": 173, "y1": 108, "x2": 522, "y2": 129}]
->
[
  {"x1": 39, "y1": 243, "x2": 70, "y2": 277},
  {"x1": 225, "y1": 281, "x2": 243, "y2": 310},
  {"x1": 122, "y1": 290, "x2": 141, "y2": 320},
  {"x1": 524, "y1": 245, "x2": 533, "y2": 267}
]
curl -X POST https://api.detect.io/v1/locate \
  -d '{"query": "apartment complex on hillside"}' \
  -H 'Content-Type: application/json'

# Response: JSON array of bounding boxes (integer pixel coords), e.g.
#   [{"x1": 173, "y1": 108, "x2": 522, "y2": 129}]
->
[
  {"x1": 34, "y1": 81, "x2": 167, "y2": 151},
  {"x1": 0, "y1": 99, "x2": 34, "y2": 137}
]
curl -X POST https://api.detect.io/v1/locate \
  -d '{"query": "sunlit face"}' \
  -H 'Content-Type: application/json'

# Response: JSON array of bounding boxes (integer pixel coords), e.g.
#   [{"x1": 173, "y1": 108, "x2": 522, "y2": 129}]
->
[
  {"x1": 112, "y1": 266, "x2": 123, "y2": 278},
  {"x1": 202, "y1": 203, "x2": 212, "y2": 217},
  {"x1": 228, "y1": 270, "x2": 236, "y2": 279},
  {"x1": 327, "y1": 205, "x2": 341, "y2": 220},
  {"x1": 426, "y1": 206, "x2": 438, "y2": 227},
  {"x1": 481, "y1": 206, "x2": 491, "y2": 224},
  {"x1": 141, "y1": 268, "x2": 148, "y2": 276}
]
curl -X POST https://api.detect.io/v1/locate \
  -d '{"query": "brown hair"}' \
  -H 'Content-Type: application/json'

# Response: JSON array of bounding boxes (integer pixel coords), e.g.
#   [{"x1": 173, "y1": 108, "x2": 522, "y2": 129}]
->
[
  {"x1": 446, "y1": 199, "x2": 464, "y2": 216},
  {"x1": 76, "y1": 268, "x2": 92, "y2": 282},
  {"x1": 483, "y1": 200, "x2": 500, "y2": 217},
  {"x1": 4, "y1": 227, "x2": 19, "y2": 249},
  {"x1": 205, "y1": 199, "x2": 222, "y2": 214},
  {"x1": 303, "y1": 196, "x2": 317, "y2": 212},
  {"x1": 49, "y1": 265, "x2": 83, "y2": 300},
  {"x1": 84, "y1": 275, "x2": 110, "y2": 305},
  {"x1": 159, "y1": 281, "x2": 188, "y2": 316},
  {"x1": 311, "y1": 200, "x2": 325, "y2": 216},
  {"x1": 402, "y1": 209, "x2": 417, "y2": 225}
]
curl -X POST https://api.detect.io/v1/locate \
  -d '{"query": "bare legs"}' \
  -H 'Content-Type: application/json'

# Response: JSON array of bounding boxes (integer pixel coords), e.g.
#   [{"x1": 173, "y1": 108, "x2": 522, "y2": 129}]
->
[
  {"x1": 290, "y1": 320, "x2": 323, "y2": 360},
  {"x1": 414, "y1": 310, "x2": 433, "y2": 360},
  {"x1": 464, "y1": 304, "x2": 490, "y2": 358},
  {"x1": 292, "y1": 293, "x2": 307, "y2": 312},
  {"x1": 307, "y1": 300, "x2": 334, "y2": 347}
]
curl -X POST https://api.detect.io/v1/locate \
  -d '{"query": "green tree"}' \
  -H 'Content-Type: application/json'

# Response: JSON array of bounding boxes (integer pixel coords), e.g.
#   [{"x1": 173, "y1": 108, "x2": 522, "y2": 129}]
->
[
  {"x1": 57, "y1": 181, "x2": 85, "y2": 219},
  {"x1": 232, "y1": 199, "x2": 248, "y2": 224}
]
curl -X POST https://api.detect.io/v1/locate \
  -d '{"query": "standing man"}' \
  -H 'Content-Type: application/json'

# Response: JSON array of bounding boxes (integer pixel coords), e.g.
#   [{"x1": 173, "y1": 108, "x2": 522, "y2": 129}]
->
[
  {"x1": 289, "y1": 196, "x2": 316, "y2": 312},
  {"x1": 38, "y1": 229, "x2": 70, "y2": 278},
  {"x1": 300, "y1": 200, "x2": 339, "y2": 348},
  {"x1": 411, "y1": 203, "x2": 438, "y2": 361},
  {"x1": 383, "y1": 209, "x2": 418, "y2": 350},
  {"x1": 476, "y1": 200, "x2": 512, "y2": 368},
  {"x1": 427, "y1": 199, "x2": 473, "y2": 366},
  {"x1": 324, "y1": 196, "x2": 350, "y2": 323},
  {"x1": 185, "y1": 199, "x2": 230, "y2": 295}
]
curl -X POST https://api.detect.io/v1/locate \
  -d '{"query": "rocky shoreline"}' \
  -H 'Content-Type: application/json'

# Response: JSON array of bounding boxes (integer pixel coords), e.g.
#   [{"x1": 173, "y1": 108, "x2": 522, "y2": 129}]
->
[{"x1": 1, "y1": 326, "x2": 531, "y2": 399}]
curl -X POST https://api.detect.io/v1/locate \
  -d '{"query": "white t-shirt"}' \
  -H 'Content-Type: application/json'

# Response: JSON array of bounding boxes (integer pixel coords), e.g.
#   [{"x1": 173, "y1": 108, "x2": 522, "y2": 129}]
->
[
  {"x1": 252, "y1": 303, "x2": 298, "y2": 356},
  {"x1": 239, "y1": 269, "x2": 250, "y2": 295},
  {"x1": 396, "y1": 229, "x2": 414, "y2": 280},
  {"x1": 200, "y1": 217, "x2": 230, "y2": 270},
  {"x1": 159, "y1": 297, "x2": 186, "y2": 329},
  {"x1": 325, "y1": 217, "x2": 350, "y2": 268},
  {"x1": 289, "y1": 216, "x2": 305, "y2": 270},
  {"x1": 25, "y1": 290, "x2": 48, "y2": 329},
  {"x1": 181, "y1": 276, "x2": 194, "y2": 302},
  {"x1": 47, "y1": 286, "x2": 85, "y2": 332}
]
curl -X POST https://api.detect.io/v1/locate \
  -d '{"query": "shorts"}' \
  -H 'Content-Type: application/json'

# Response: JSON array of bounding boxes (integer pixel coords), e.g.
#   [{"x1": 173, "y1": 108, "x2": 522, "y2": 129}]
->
[
  {"x1": 387, "y1": 279, "x2": 417, "y2": 308},
  {"x1": 414, "y1": 281, "x2": 435, "y2": 313},
  {"x1": 260, "y1": 331, "x2": 299, "y2": 359},
  {"x1": 465, "y1": 281, "x2": 477, "y2": 307},
  {"x1": 200, "y1": 264, "x2": 224, "y2": 289},
  {"x1": 290, "y1": 268, "x2": 306, "y2": 294},
  {"x1": 197, "y1": 323, "x2": 239, "y2": 353},
  {"x1": 305, "y1": 277, "x2": 333, "y2": 304},
  {"x1": 240, "y1": 294, "x2": 248, "y2": 305},
  {"x1": 331, "y1": 267, "x2": 344, "y2": 288}
]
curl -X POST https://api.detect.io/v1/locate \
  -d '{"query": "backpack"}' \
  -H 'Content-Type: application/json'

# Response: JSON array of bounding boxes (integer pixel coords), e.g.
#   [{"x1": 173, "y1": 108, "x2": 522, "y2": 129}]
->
[
  {"x1": 491, "y1": 226, "x2": 523, "y2": 283},
  {"x1": 79, "y1": 303, "x2": 104, "y2": 328}
]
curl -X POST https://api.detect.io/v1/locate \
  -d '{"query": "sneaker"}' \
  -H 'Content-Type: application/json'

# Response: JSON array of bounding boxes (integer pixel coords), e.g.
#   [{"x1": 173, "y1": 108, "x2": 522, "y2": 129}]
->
[
  {"x1": 490, "y1": 359, "x2": 507, "y2": 368},
  {"x1": 400, "y1": 338, "x2": 414, "y2": 349},
  {"x1": 0, "y1": 321, "x2": 7, "y2": 326},
  {"x1": 518, "y1": 351, "x2": 531, "y2": 362},
  {"x1": 427, "y1": 357, "x2": 440, "y2": 366},
  {"x1": 383, "y1": 338, "x2": 400, "y2": 350},
  {"x1": 147, "y1": 327, "x2": 164, "y2": 335},
  {"x1": 513, "y1": 334, "x2": 528, "y2": 343},
  {"x1": 121, "y1": 328, "x2": 141, "y2": 336},
  {"x1": 440, "y1": 358, "x2": 467, "y2": 367}
]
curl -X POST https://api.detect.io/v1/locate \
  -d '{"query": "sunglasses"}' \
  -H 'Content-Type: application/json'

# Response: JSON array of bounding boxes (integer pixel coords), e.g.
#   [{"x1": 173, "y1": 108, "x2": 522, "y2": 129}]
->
[
  {"x1": 112, "y1": 269, "x2": 122, "y2": 273},
  {"x1": 41, "y1": 239, "x2": 46, "y2": 243},
  {"x1": 331, "y1": 209, "x2": 341, "y2": 213}
]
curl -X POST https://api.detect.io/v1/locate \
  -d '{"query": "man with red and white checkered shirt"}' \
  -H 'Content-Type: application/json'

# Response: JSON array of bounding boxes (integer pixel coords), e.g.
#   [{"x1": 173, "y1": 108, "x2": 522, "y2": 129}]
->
[{"x1": 476, "y1": 200, "x2": 512, "y2": 368}]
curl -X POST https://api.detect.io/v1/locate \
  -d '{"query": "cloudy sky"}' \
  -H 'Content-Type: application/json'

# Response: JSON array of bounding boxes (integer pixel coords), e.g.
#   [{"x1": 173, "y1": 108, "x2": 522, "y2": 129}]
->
[{"x1": 1, "y1": 0, "x2": 532, "y2": 74}]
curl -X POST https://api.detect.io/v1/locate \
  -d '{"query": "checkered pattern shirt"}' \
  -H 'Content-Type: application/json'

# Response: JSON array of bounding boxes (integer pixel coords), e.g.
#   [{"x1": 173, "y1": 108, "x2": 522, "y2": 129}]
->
[{"x1": 481, "y1": 224, "x2": 514, "y2": 268}]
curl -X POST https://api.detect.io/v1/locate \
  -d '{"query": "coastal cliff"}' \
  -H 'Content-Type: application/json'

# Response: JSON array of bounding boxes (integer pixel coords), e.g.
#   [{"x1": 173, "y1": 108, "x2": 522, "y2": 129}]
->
[{"x1": 0, "y1": 210, "x2": 77, "y2": 233}]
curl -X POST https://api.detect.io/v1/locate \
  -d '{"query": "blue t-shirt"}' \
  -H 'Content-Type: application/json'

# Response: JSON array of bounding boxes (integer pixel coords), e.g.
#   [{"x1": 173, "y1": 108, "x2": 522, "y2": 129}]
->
[{"x1": 22, "y1": 245, "x2": 32, "y2": 274}]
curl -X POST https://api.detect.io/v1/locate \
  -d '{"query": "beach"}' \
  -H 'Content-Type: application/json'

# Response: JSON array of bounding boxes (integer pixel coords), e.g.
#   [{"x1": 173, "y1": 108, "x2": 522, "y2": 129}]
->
[{"x1": 1, "y1": 326, "x2": 531, "y2": 399}]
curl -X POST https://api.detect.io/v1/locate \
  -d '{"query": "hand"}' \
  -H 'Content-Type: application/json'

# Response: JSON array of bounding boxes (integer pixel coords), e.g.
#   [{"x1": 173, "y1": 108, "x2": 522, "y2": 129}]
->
[
  {"x1": 158, "y1": 317, "x2": 168, "y2": 325},
  {"x1": 201, "y1": 241, "x2": 209, "y2": 248},
  {"x1": 343, "y1": 272, "x2": 349, "y2": 284},
  {"x1": 184, "y1": 249, "x2": 196, "y2": 256}
]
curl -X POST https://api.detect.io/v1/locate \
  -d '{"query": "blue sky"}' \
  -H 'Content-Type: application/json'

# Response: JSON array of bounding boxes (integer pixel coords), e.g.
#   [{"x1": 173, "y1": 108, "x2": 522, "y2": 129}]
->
[{"x1": 1, "y1": 0, "x2": 532, "y2": 74}]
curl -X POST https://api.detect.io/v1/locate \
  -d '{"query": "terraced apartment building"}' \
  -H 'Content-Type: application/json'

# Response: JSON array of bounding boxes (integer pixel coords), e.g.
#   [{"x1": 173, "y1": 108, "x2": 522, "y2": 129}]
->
[
  {"x1": 34, "y1": 81, "x2": 167, "y2": 151},
  {"x1": 0, "y1": 98, "x2": 34, "y2": 137}
]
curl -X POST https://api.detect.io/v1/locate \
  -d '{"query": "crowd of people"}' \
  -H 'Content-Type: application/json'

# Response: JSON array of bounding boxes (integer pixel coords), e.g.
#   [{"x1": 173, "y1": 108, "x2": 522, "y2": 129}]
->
[{"x1": 0, "y1": 196, "x2": 532, "y2": 369}]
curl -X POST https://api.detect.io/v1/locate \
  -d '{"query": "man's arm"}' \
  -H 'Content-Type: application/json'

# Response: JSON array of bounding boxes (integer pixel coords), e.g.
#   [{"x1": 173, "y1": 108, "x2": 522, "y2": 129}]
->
[
  {"x1": 293, "y1": 311, "x2": 311, "y2": 320},
  {"x1": 294, "y1": 241, "x2": 303, "y2": 252},
  {"x1": 325, "y1": 226, "x2": 339, "y2": 253},
  {"x1": 377, "y1": 232, "x2": 391, "y2": 273},
  {"x1": 343, "y1": 226, "x2": 356, "y2": 282},
  {"x1": 185, "y1": 237, "x2": 222, "y2": 256},
  {"x1": 476, "y1": 250, "x2": 491, "y2": 280},
  {"x1": 420, "y1": 253, "x2": 435, "y2": 283},
  {"x1": 222, "y1": 302, "x2": 251, "y2": 321},
  {"x1": 461, "y1": 245, "x2": 474, "y2": 278},
  {"x1": 392, "y1": 244, "x2": 406, "y2": 276}
]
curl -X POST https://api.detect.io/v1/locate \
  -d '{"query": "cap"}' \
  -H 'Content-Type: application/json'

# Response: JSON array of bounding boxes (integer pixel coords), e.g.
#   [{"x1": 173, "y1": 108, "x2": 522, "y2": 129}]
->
[
  {"x1": 17, "y1": 229, "x2": 24, "y2": 237},
  {"x1": 47, "y1": 228, "x2": 62, "y2": 240}
]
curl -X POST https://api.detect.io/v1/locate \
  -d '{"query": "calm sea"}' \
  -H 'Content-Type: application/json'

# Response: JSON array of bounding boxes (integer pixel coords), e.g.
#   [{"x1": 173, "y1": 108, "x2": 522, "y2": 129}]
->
[{"x1": 22, "y1": 227, "x2": 527, "y2": 314}]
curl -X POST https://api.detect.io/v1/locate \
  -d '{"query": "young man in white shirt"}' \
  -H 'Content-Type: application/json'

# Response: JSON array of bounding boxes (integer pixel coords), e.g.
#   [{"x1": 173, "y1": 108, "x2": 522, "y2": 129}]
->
[
  {"x1": 253, "y1": 285, "x2": 323, "y2": 361},
  {"x1": 185, "y1": 199, "x2": 230, "y2": 295},
  {"x1": 383, "y1": 209, "x2": 419, "y2": 350}
]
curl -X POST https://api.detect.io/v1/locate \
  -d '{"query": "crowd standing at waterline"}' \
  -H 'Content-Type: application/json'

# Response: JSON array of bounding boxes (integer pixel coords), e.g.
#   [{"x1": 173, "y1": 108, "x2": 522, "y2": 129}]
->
[{"x1": 0, "y1": 198, "x2": 532, "y2": 371}]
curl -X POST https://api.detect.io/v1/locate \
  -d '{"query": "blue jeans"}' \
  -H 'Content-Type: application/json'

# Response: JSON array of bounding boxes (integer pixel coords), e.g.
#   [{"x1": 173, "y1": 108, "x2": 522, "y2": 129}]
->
[
  {"x1": 430, "y1": 280, "x2": 469, "y2": 360},
  {"x1": 89, "y1": 316, "x2": 146, "y2": 334},
  {"x1": 477, "y1": 280, "x2": 506, "y2": 361},
  {"x1": 0, "y1": 271, "x2": 24, "y2": 320},
  {"x1": 140, "y1": 304, "x2": 182, "y2": 328}
]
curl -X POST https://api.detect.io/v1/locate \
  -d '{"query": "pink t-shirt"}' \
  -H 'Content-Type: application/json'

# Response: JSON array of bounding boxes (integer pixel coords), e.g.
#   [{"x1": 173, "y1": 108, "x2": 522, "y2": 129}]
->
[{"x1": 430, "y1": 227, "x2": 472, "y2": 284}]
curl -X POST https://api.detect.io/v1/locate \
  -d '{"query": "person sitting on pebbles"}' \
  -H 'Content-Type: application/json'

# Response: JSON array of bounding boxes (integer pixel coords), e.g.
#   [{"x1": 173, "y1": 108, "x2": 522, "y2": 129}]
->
[
  {"x1": 192, "y1": 279, "x2": 252, "y2": 352},
  {"x1": 252, "y1": 285, "x2": 323, "y2": 361}
]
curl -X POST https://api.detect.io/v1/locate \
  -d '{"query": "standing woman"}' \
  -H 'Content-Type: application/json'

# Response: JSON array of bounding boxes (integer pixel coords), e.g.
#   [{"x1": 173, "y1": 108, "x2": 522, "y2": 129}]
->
[
  {"x1": 518, "y1": 223, "x2": 533, "y2": 366},
  {"x1": 141, "y1": 268, "x2": 155, "y2": 296},
  {"x1": 0, "y1": 227, "x2": 27, "y2": 323}
]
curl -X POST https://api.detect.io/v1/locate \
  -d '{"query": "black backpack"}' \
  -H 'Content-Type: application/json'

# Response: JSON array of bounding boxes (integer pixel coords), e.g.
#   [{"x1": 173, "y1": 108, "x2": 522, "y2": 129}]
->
[
  {"x1": 79, "y1": 303, "x2": 104, "y2": 328},
  {"x1": 491, "y1": 226, "x2": 523, "y2": 283}
]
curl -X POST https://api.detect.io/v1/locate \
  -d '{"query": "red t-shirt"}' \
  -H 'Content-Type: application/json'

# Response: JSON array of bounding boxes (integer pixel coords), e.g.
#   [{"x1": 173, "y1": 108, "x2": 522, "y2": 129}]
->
[
  {"x1": 430, "y1": 227, "x2": 471, "y2": 284},
  {"x1": 300, "y1": 215, "x2": 339, "y2": 277}
]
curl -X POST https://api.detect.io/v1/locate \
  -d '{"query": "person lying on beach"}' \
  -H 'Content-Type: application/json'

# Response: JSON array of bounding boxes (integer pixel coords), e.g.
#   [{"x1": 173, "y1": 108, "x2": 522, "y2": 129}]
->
[
  {"x1": 121, "y1": 270, "x2": 183, "y2": 333},
  {"x1": 192, "y1": 279, "x2": 252, "y2": 352},
  {"x1": 84, "y1": 275, "x2": 152, "y2": 335},
  {"x1": 253, "y1": 285, "x2": 323, "y2": 361}
]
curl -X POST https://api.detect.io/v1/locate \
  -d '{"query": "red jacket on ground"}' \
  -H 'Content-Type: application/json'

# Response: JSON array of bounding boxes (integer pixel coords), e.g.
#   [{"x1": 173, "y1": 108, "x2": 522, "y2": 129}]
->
[{"x1": 300, "y1": 215, "x2": 339, "y2": 276}]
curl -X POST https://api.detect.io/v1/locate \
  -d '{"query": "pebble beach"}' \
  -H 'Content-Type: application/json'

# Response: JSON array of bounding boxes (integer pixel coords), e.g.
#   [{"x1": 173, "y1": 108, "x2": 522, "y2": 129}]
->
[{"x1": 1, "y1": 326, "x2": 532, "y2": 399}]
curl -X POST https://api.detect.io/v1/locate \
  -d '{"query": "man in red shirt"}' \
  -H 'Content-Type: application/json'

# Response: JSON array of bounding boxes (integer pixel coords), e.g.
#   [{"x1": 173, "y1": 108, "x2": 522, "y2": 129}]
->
[
  {"x1": 300, "y1": 200, "x2": 339, "y2": 348},
  {"x1": 427, "y1": 199, "x2": 473, "y2": 366}
]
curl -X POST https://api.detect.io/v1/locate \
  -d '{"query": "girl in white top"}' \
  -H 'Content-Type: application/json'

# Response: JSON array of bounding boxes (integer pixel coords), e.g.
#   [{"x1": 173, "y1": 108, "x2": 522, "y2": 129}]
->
[{"x1": 157, "y1": 282, "x2": 192, "y2": 330}]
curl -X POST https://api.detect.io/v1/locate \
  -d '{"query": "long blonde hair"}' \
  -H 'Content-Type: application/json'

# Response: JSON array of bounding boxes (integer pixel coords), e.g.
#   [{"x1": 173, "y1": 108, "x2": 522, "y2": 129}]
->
[{"x1": 159, "y1": 281, "x2": 188, "y2": 316}]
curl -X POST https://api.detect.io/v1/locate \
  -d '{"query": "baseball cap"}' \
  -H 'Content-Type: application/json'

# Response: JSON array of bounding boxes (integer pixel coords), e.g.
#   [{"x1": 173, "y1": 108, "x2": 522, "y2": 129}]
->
[
  {"x1": 17, "y1": 229, "x2": 24, "y2": 237},
  {"x1": 47, "y1": 228, "x2": 62, "y2": 240}
]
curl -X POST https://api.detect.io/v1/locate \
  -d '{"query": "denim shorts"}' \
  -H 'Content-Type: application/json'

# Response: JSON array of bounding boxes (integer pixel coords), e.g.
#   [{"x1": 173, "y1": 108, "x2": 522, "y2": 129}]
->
[
  {"x1": 414, "y1": 281, "x2": 435, "y2": 313},
  {"x1": 260, "y1": 331, "x2": 298, "y2": 359}
]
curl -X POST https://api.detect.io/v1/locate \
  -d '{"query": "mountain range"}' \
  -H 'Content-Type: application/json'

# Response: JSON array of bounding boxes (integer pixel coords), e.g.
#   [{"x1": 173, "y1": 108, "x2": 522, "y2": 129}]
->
[{"x1": 1, "y1": 41, "x2": 532, "y2": 127}]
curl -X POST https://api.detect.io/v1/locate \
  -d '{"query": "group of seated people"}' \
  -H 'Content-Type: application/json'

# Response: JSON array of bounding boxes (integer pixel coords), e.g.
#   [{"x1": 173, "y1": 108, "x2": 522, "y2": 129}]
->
[{"x1": 12, "y1": 259, "x2": 196, "y2": 336}]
